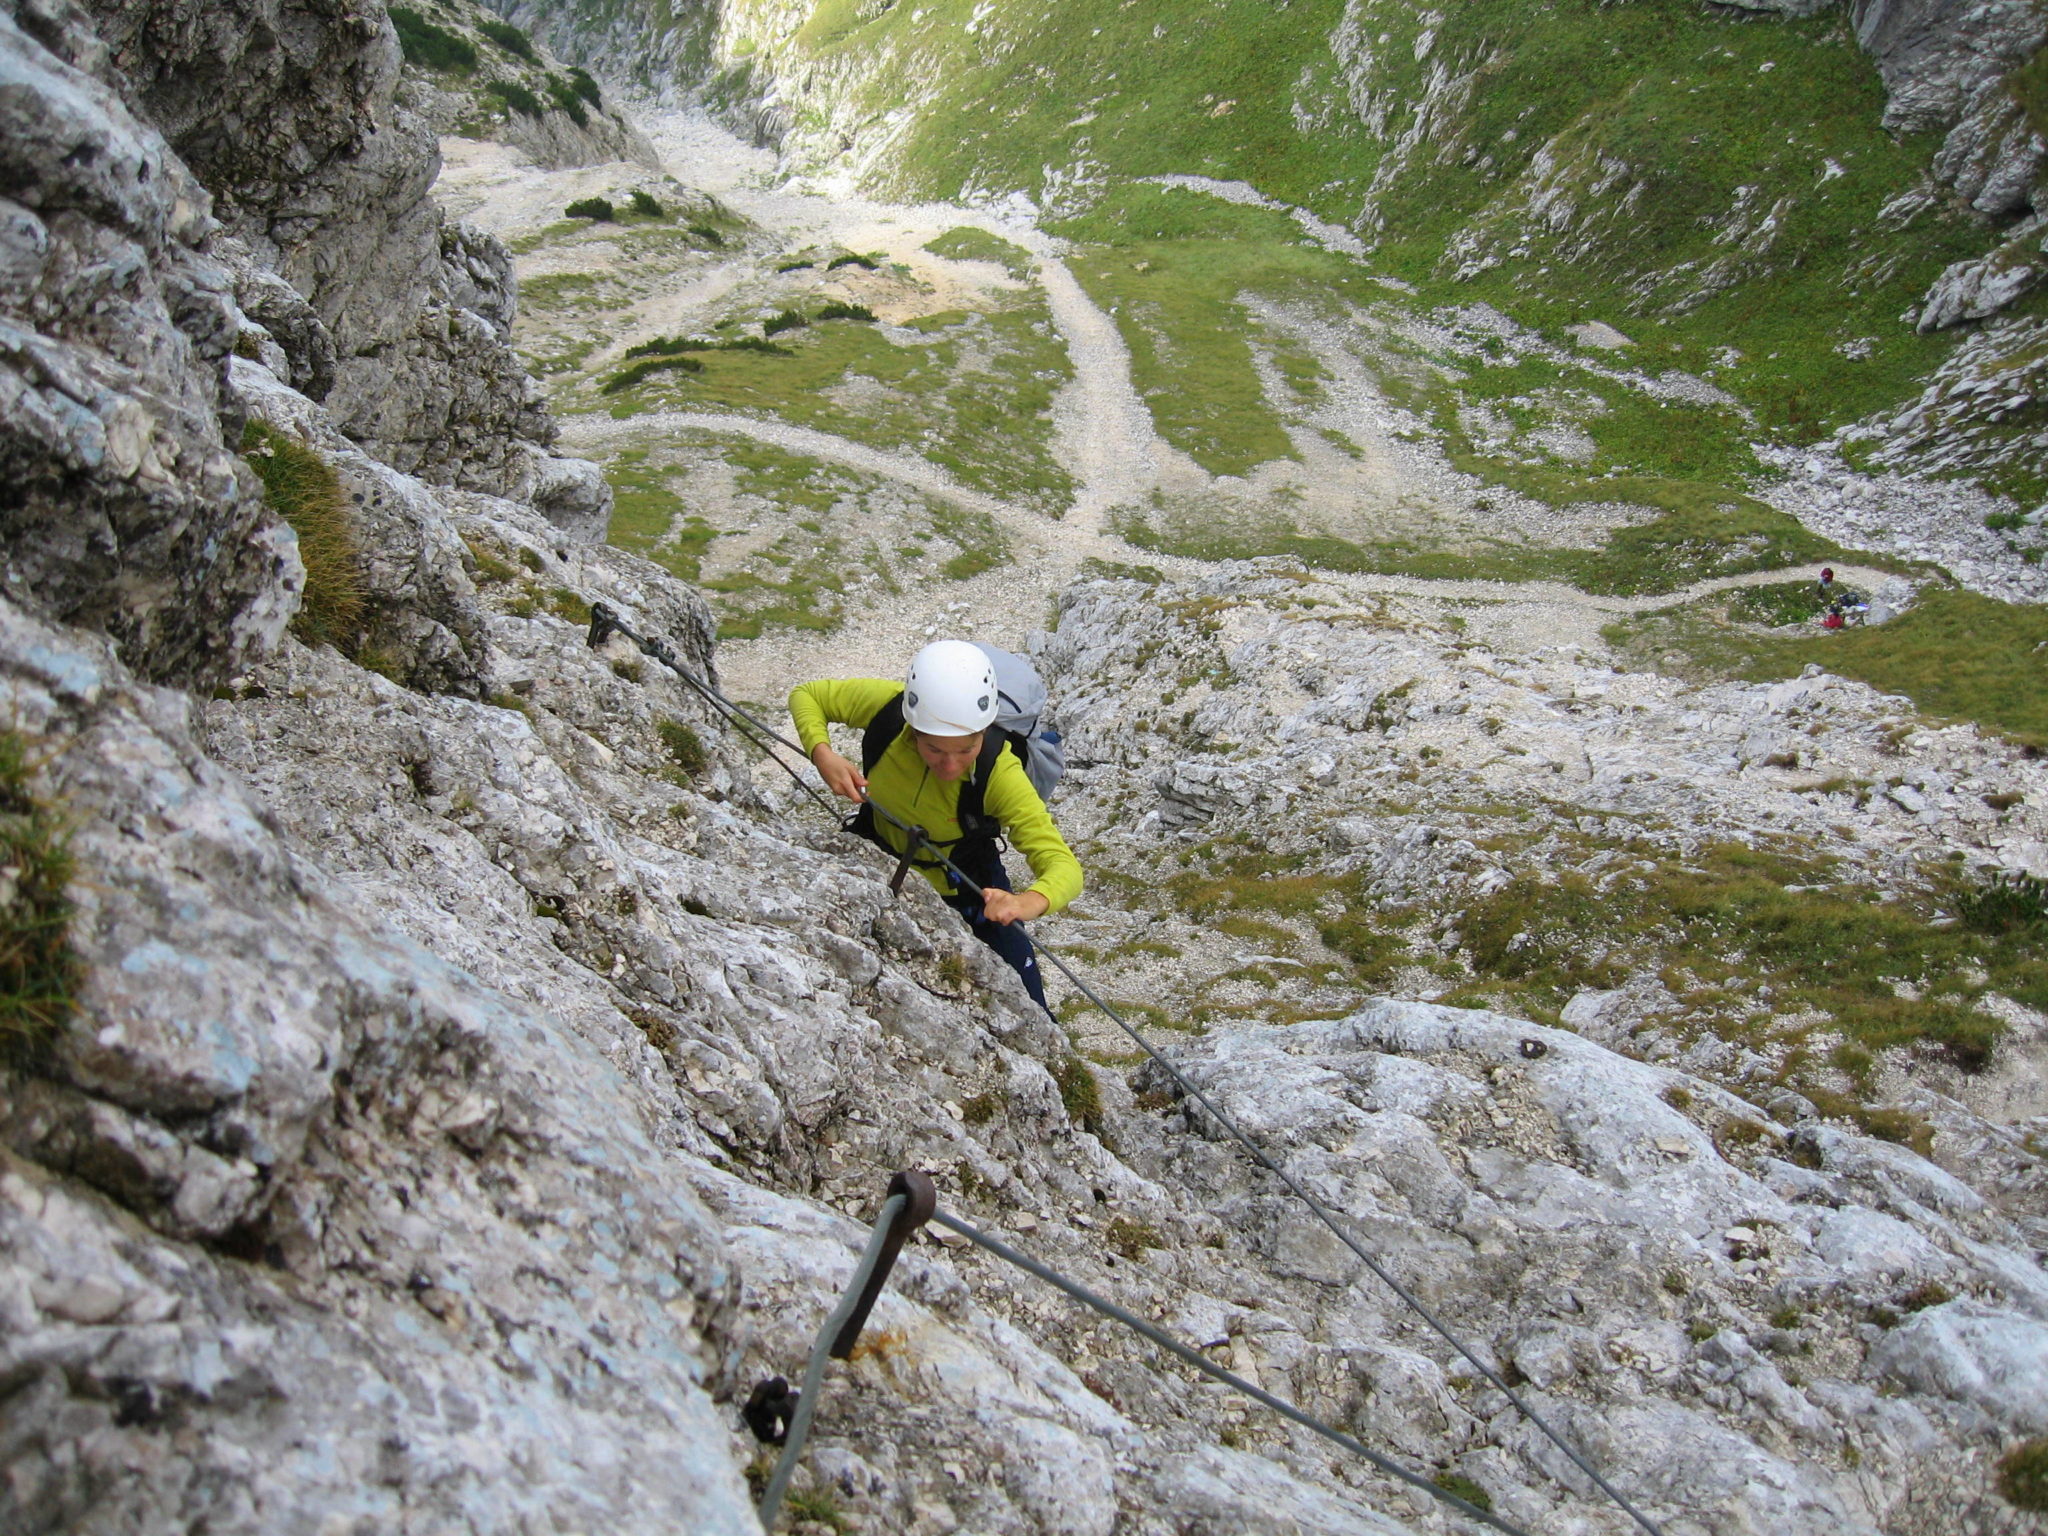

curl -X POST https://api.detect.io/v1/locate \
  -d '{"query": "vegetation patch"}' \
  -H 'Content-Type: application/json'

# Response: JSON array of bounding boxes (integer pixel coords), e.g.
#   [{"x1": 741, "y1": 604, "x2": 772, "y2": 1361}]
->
[
  {"x1": 1432, "y1": 1472, "x2": 1492, "y2": 1514},
  {"x1": 600, "y1": 297, "x2": 1074, "y2": 514},
  {"x1": 1997, "y1": 1436, "x2": 2048, "y2": 1513},
  {"x1": 388, "y1": 6, "x2": 475, "y2": 71},
  {"x1": 1052, "y1": 1053, "x2": 1102, "y2": 1131},
  {"x1": 241, "y1": 420, "x2": 364, "y2": 648},
  {"x1": 0, "y1": 730, "x2": 80, "y2": 1064},
  {"x1": 1442, "y1": 842, "x2": 2047, "y2": 1084},
  {"x1": 923, "y1": 226, "x2": 1034, "y2": 279},
  {"x1": 656, "y1": 719, "x2": 709, "y2": 778},
  {"x1": 484, "y1": 78, "x2": 544, "y2": 118},
  {"x1": 839, "y1": 0, "x2": 1985, "y2": 460},
  {"x1": 602, "y1": 353, "x2": 703, "y2": 393},
  {"x1": 602, "y1": 454, "x2": 719, "y2": 584},
  {"x1": 476, "y1": 17, "x2": 536, "y2": 62},
  {"x1": 1605, "y1": 587, "x2": 2048, "y2": 748},
  {"x1": 565, "y1": 196, "x2": 616, "y2": 222}
]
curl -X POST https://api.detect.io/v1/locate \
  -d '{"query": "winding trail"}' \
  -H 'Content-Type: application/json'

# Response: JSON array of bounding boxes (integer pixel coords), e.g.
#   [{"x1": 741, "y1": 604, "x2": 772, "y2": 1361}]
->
[{"x1": 454, "y1": 110, "x2": 1915, "y2": 687}]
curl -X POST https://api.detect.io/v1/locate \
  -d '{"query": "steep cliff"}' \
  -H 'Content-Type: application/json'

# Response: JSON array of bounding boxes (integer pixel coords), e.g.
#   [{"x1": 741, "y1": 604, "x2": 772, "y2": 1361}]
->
[{"x1": 7, "y1": 2, "x2": 2048, "y2": 1533}]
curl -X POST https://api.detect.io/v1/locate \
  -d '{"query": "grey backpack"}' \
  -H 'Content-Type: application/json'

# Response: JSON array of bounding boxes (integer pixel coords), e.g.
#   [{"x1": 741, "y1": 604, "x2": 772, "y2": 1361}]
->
[{"x1": 973, "y1": 642, "x2": 1066, "y2": 804}]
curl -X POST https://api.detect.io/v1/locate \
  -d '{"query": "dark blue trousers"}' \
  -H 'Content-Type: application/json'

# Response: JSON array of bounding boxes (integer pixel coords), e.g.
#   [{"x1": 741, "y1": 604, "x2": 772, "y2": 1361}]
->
[{"x1": 943, "y1": 844, "x2": 1050, "y2": 1013}]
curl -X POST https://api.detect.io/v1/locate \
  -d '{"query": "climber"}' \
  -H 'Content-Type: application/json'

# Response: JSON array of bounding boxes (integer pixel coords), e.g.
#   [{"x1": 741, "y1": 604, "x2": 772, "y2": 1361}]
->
[{"x1": 789, "y1": 641, "x2": 1082, "y2": 1013}]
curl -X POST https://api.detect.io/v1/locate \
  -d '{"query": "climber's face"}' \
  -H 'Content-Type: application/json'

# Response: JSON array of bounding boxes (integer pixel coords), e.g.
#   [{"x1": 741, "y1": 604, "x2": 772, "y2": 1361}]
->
[{"x1": 914, "y1": 730, "x2": 983, "y2": 782}]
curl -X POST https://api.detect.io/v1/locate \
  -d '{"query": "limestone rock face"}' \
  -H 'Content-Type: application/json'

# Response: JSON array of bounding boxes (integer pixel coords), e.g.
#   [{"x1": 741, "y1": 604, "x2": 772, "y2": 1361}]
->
[
  {"x1": 0, "y1": 2, "x2": 297, "y2": 687},
  {"x1": 1846, "y1": 0, "x2": 2048, "y2": 134},
  {"x1": 75, "y1": 0, "x2": 610, "y2": 534}
]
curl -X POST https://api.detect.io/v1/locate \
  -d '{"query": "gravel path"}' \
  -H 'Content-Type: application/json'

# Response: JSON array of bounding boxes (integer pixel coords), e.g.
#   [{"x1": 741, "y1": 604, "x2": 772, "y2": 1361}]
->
[{"x1": 443, "y1": 108, "x2": 2001, "y2": 694}]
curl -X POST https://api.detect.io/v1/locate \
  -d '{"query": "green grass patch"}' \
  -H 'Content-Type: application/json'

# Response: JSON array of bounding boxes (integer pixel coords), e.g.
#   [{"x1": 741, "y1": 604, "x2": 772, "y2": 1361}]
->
[
  {"x1": 923, "y1": 226, "x2": 1034, "y2": 279},
  {"x1": 603, "y1": 455, "x2": 718, "y2": 583},
  {"x1": 1727, "y1": 581, "x2": 1836, "y2": 628},
  {"x1": 1998, "y1": 1437, "x2": 2048, "y2": 1513},
  {"x1": 1451, "y1": 843, "x2": 2048, "y2": 1076},
  {"x1": 656, "y1": 718, "x2": 709, "y2": 777},
  {"x1": 602, "y1": 297, "x2": 1074, "y2": 514},
  {"x1": 241, "y1": 420, "x2": 364, "y2": 648},
  {"x1": 0, "y1": 730, "x2": 80, "y2": 1064},
  {"x1": 1606, "y1": 586, "x2": 2048, "y2": 747},
  {"x1": 1052, "y1": 1054, "x2": 1102, "y2": 1131},
  {"x1": 1049, "y1": 188, "x2": 1334, "y2": 476},
  {"x1": 565, "y1": 196, "x2": 616, "y2": 221}
]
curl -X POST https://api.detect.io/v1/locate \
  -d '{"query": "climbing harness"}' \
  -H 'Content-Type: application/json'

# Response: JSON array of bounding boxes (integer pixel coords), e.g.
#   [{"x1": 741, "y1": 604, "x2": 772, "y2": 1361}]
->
[{"x1": 584, "y1": 603, "x2": 1665, "y2": 1536}]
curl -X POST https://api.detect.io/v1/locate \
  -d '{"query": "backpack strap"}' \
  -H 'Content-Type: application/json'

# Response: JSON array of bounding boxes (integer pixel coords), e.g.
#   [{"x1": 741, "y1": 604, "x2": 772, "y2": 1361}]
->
[
  {"x1": 860, "y1": 690, "x2": 907, "y2": 775},
  {"x1": 951, "y1": 729, "x2": 1021, "y2": 844},
  {"x1": 847, "y1": 693, "x2": 1022, "y2": 874}
]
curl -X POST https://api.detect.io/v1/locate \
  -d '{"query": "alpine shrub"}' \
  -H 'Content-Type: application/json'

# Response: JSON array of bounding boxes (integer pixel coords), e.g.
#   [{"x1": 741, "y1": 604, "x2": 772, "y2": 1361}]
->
[
  {"x1": 565, "y1": 196, "x2": 616, "y2": 221},
  {"x1": 816, "y1": 302, "x2": 876, "y2": 322},
  {"x1": 566, "y1": 66, "x2": 602, "y2": 106},
  {"x1": 688, "y1": 224, "x2": 726, "y2": 247},
  {"x1": 1959, "y1": 871, "x2": 2048, "y2": 933},
  {"x1": 486, "y1": 79, "x2": 544, "y2": 118},
  {"x1": 628, "y1": 189, "x2": 664, "y2": 218},
  {"x1": 762, "y1": 309, "x2": 809, "y2": 336},
  {"x1": 602, "y1": 354, "x2": 702, "y2": 393},
  {"x1": 825, "y1": 252, "x2": 879, "y2": 271},
  {"x1": 476, "y1": 17, "x2": 536, "y2": 60},
  {"x1": 388, "y1": 6, "x2": 475, "y2": 71},
  {"x1": 545, "y1": 76, "x2": 589, "y2": 128}
]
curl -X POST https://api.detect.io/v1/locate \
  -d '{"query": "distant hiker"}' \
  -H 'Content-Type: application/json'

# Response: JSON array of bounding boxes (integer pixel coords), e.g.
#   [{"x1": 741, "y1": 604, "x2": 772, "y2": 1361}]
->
[
  {"x1": 1822, "y1": 602, "x2": 1845, "y2": 630},
  {"x1": 1815, "y1": 567, "x2": 1837, "y2": 603},
  {"x1": 790, "y1": 640, "x2": 1081, "y2": 1012}
]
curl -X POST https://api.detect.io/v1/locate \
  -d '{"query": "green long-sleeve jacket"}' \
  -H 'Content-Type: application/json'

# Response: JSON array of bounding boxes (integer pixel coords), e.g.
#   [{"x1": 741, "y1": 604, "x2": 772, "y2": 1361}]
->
[{"x1": 789, "y1": 677, "x2": 1083, "y2": 913}]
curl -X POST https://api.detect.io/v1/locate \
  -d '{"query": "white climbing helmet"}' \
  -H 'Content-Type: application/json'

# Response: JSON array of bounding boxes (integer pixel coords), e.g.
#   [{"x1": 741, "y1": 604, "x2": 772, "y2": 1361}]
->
[{"x1": 902, "y1": 640, "x2": 998, "y2": 736}]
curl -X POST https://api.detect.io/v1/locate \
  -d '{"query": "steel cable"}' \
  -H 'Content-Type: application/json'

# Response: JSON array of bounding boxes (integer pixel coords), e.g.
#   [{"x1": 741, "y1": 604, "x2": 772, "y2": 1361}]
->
[
  {"x1": 756, "y1": 1192, "x2": 909, "y2": 1529},
  {"x1": 589, "y1": 605, "x2": 1663, "y2": 1536},
  {"x1": 928, "y1": 1207, "x2": 1531, "y2": 1535}
]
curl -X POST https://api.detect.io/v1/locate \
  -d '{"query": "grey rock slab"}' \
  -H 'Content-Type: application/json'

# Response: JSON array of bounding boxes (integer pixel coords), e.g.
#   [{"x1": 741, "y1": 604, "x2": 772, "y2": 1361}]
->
[{"x1": 1868, "y1": 1298, "x2": 2048, "y2": 1432}]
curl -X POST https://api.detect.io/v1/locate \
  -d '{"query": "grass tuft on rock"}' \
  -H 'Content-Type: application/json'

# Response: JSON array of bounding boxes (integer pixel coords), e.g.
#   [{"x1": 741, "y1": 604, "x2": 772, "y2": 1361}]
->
[
  {"x1": 656, "y1": 719, "x2": 708, "y2": 778},
  {"x1": 241, "y1": 420, "x2": 364, "y2": 648},
  {"x1": 1052, "y1": 1054, "x2": 1101, "y2": 1130},
  {"x1": 1997, "y1": 1437, "x2": 2048, "y2": 1512},
  {"x1": 0, "y1": 730, "x2": 79, "y2": 1064},
  {"x1": 1432, "y1": 1472, "x2": 1492, "y2": 1513}
]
